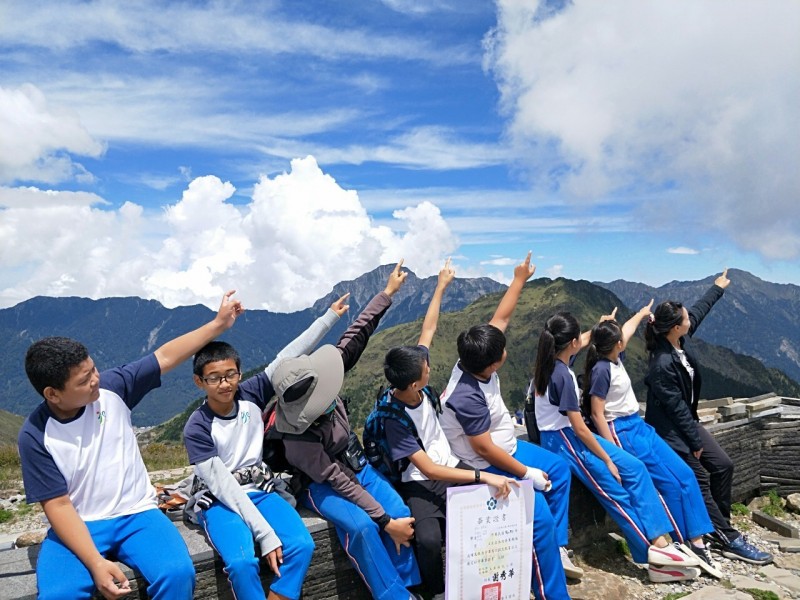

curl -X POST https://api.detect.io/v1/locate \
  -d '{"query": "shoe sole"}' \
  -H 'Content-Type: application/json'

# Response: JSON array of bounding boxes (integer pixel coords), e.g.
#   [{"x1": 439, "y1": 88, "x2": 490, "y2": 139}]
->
[
  {"x1": 648, "y1": 566, "x2": 701, "y2": 583},
  {"x1": 562, "y1": 566, "x2": 584, "y2": 580},
  {"x1": 677, "y1": 544, "x2": 724, "y2": 579},
  {"x1": 647, "y1": 545, "x2": 700, "y2": 568},
  {"x1": 720, "y1": 550, "x2": 773, "y2": 566}
]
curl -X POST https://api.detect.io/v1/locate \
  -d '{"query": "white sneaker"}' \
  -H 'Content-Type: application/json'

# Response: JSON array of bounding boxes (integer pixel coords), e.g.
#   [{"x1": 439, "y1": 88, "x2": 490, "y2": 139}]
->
[
  {"x1": 559, "y1": 546, "x2": 584, "y2": 580},
  {"x1": 647, "y1": 542, "x2": 700, "y2": 567},
  {"x1": 648, "y1": 565, "x2": 701, "y2": 583}
]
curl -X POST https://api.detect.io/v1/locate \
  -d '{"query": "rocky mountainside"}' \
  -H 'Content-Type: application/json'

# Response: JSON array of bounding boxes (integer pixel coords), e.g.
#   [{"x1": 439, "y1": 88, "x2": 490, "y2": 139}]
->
[{"x1": 598, "y1": 269, "x2": 800, "y2": 383}]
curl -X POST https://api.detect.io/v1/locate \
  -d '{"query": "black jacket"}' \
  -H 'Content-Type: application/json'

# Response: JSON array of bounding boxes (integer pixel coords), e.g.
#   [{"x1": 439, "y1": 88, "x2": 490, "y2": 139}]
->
[{"x1": 644, "y1": 284, "x2": 724, "y2": 454}]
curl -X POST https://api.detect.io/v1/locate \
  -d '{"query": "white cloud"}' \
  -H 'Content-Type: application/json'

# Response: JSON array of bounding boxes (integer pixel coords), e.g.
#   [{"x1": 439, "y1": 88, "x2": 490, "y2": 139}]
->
[
  {"x1": 546, "y1": 264, "x2": 564, "y2": 278},
  {"x1": 480, "y1": 257, "x2": 516, "y2": 266},
  {"x1": 667, "y1": 246, "x2": 700, "y2": 256},
  {"x1": 1, "y1": 1, "x2": 473, "y2": 66},
  {"x1": 487, "y1": 0, "x2": 800, "y2": 260},
  {"x1": 0, "y1": 84, "x2": 105, "y2": 184},
  {"x1": 0, "y1": 156, "x2": 458, "y2": 311}
]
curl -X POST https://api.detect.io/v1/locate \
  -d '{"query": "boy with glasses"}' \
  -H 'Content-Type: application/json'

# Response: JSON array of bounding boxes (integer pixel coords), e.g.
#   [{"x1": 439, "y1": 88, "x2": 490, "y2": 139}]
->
[{"x1": 182, "y1": 293, "x2": 351, "y2": 600}]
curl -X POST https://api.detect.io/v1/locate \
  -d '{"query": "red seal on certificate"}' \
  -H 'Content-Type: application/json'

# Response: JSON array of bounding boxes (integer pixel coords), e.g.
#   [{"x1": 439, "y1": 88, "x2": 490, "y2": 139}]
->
[{"x1": 481, "y1": 582, "x2": 501, "y2": 600}]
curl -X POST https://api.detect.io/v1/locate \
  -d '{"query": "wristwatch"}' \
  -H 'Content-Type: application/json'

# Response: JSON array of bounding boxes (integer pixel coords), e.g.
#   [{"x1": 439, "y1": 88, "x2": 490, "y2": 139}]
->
[{"x1": 474, "y1": 468, "x2": 481, "y2": 483}]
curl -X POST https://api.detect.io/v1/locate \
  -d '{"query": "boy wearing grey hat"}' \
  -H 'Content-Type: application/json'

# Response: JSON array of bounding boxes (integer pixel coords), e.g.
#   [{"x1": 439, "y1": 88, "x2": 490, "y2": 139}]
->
[{"x1": 274, "y1": 262, "x2": 422, "y2": 600}]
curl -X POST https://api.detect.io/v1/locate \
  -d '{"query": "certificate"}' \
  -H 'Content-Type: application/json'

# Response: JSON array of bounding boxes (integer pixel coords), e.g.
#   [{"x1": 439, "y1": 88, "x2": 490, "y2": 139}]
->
[{"x1": 445, "y1": 479, "x2": 534, "y2": 600}]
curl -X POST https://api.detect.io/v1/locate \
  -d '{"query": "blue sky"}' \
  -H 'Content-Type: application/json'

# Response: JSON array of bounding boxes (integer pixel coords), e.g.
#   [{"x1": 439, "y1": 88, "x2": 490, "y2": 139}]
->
[{"x1": 1, "y1": 0, "x2": 798, "y2": 312}]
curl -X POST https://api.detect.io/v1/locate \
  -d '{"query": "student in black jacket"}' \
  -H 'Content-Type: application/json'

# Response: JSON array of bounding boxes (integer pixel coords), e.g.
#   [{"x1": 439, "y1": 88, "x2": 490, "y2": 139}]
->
[{"x1": 644, "y1": 269, "x2": 772, "y2": 565}]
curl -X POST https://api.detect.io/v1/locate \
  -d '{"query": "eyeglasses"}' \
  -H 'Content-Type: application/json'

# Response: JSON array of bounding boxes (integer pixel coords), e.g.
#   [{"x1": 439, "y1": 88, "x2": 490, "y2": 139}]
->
[{"x1": 201, "y1": 371, "x2": 242, "y2": 386}]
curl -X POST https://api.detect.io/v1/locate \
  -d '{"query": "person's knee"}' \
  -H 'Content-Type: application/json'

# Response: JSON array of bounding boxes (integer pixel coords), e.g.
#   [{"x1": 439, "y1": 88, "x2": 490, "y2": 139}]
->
[
  {"x1": 414, "y1": 523, "x2": 443, "y2": 555},
  {"x1": 161, "y1": 553, "x2": 196, "y2": 587},
  {"x1": 292, "y1": 530, "x2": 316, "y2": 563},
  {"x1": 225, "y1": 553, "x2": 260, "y2": 578}
]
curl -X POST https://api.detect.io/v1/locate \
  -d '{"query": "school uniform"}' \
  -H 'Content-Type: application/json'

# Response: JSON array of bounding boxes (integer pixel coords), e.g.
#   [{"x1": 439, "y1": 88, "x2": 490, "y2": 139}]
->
[
  {"x1": 184, "y1": 374, "x2": 314, "y2": 600},
  {"x1": 437, "y1": 362, "x2": 570, "y2": 599},
  {"x1": 19, "y1": 355, "x2": 195, "y2": 600},
  {"x1": 589, "y1": 353, "x2": 713, "y2": 543},
  {"x1": 537, "y1": 359, "x2": 673, "y2": 565}
]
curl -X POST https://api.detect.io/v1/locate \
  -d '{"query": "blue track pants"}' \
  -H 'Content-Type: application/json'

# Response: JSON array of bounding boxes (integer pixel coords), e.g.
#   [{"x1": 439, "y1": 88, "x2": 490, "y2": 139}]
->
[
  {"x1": 199, "y1": 490, "x2": 314, "y2": 600},
  {"x1": 36, "y1": 508, "x2": 195, "y2": 600},
  {"x1": 302, "y1": 464, "x2": 421, "y2": 600},
  {"x1": 541, "y1": 428, "x2": 672, "y2": 564},
  {"x1": 608, "y1": 414, "x2": 714, "y2": 543}
]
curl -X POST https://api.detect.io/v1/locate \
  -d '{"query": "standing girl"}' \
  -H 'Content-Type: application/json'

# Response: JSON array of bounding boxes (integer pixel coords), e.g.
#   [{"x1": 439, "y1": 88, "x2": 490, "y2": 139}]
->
[
  {"x1": 582, "y1": 301, "x2": 720, "y2": 577},
  {"x1": 644, "y1": 269, "x2": 772, "y2": 565},
  {"x1": 533, "y1": 312, "x2": 701, "y2": 583}
]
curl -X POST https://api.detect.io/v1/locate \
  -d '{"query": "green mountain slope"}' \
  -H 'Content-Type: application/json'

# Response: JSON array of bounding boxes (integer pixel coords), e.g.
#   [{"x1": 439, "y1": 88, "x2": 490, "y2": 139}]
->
[
  {"x1": 149, "y1": 277, "x2": 800, "y2": 442},
  {"x1": 0, "y1": 409, "x2": 25, "y2": 445}
]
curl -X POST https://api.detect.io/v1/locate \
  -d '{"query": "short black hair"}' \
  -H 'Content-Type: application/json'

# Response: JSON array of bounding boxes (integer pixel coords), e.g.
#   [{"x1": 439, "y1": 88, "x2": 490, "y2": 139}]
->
[
  {"x1": 456, "y1": 324, "x2": 506, "y2": 374},
  {"x1": 193, "y1": 341, "x2": 241, "y2": 376},
  {"x1": 25, "y1": 337, "x2": 89, "y2": 397},
  {"x1": 384, "y1": 346, "x2": 428, "y2": 390}
]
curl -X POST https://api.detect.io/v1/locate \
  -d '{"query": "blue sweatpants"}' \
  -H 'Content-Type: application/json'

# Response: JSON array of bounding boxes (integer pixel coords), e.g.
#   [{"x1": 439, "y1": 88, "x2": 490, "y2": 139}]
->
[
  {"x1": 485, "y1": 439, "x2": 571, "y2": 547},
  {"x1": 302, "y1": 464, "x2": 421, "y2": 600},
  {"x1": 36, "y1": 508, "x2": 195, "y2": 600},
  {"x1": 541, "y1": 427, "x2": 672, "y2": 564},
  {"x1": 608, "y1": 414, "x2": 714, "y2": 543},
  {"x1": 199, "y1": 489, "x2": 314, "y2": 600},
  {"x1": 484, "y1": 440, "x2": 570, "y2": 599}
]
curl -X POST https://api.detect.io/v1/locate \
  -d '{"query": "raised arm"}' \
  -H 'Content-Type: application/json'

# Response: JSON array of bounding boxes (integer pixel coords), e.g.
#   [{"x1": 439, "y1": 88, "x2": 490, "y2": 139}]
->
[
  {"x1": 337, "y1": 261, "x2": 407, "y2": 372},
  {"x1": 417, "y1": 259, "x2": 455, "y2": 348},
  {"x1": 264, "y1": 293, "x2": 349, "y2": 379},
  {"x1": 579, "y1": 307, "x2": 618, "y2": 349},
  {"x1": 155, "y1": 290, "x2": 244, "y2": 374},
  {"x1": 620, "y1": 299, "x2": 653, "y2": 350},
  {"x1": 489, "y1": 252, "x2": 536, "y2": 333}
]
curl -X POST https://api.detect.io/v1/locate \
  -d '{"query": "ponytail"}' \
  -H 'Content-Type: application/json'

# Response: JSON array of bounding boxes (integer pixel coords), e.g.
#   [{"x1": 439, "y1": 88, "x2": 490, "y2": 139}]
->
[
  {"x1": 533, "y1": 329, "x2": 556, "y2": 397},
  {"x1": 581, "y1": 341, "x2": 600, "y2": 420},
  {"x1": 533, "y1": 312, "x2": 581, "y2": 397},
  {"x1": 646, "y1": 301, "x2": 684, "y2": 352}
]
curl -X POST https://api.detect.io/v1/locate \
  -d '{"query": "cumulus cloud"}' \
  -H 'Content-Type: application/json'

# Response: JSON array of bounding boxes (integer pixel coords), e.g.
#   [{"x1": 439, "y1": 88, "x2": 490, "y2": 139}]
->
[
  {"x1": 546, "y1": 264, "x2": 564, "y2": 279},
  {"x1": 667, "y1": 247, "x2": 700, "y2": 255},
  {"x1": 0, "y1": 84, "x2": 105, "y2": 184},
  {"x1": 0, "y1": 156, "x2": 458, "y2": 311},
  {"x1": 486, "y1": 0, "x2": 800, "y2": 260}
]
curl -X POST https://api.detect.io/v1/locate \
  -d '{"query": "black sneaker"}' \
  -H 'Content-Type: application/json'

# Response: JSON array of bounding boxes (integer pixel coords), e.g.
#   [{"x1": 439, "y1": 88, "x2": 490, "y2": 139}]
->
[
  {"x1": 680, "y1": 543, "x2": 724, "y2": 578},
  {"x1": 721, "y1": 535, "x2": 773, "y2": 565}
]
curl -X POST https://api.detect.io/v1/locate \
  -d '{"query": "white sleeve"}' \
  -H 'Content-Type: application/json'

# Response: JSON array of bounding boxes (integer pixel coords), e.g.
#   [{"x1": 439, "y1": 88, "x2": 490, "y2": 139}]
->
[
  {"x1": 195, "y1": 457, "x2": 282, "y2": 556},
  {"x1": 264, "y1": 308, "x2": 340, "y2": 379}
]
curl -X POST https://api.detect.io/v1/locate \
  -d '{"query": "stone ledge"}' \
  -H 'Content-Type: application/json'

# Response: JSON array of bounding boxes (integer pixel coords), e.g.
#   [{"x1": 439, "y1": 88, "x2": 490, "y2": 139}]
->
[{"x1": 0, "y1": 509, "x2": 371, "y2": 600}]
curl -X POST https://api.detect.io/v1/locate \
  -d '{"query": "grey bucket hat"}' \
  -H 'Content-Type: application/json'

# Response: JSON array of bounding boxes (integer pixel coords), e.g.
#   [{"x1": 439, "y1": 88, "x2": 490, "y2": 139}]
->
[{"x1": 272, "y1": 344, "x2": 344, "y2": 435}]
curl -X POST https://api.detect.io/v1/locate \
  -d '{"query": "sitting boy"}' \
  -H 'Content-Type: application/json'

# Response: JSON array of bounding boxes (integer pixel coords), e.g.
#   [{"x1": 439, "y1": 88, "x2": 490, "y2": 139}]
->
[
  {"x1": 182, "y1": 294, "x2": 350, "y2": 600},
  {"x1": 18, "y1": 291, "x2": 244, "y2": 599},
  {"x1": 381, "y1": 259, "x2": 568, "y2": 600},
  {"x1": 437, "y1": 252, "x2": 583, "y2": 581},
  {"x1": 274, "y1": 262, "x2": 422, "y2": 600}
]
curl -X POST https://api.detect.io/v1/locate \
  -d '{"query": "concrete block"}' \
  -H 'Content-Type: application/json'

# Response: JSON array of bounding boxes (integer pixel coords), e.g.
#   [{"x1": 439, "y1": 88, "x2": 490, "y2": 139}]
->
[
  {"x1": 746, "y1": 397, "x2": 783, "y2": 413},
  {"x1": 698, "y1": 397, "x2": 733, "y2": 409},
  {"x1": 752, "y1": 510, "x2": 800, "y2": 538},
  {"x1": 719, "y1": 403, "x2": 747, "y2": 417}
]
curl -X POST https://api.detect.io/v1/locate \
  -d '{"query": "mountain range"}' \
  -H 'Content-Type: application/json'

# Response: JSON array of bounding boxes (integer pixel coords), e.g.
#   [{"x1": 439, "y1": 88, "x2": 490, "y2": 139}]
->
[
  {"x1": 597, "y1": 269, "x2": 800, "y2": 384},
  {"x1": 1, "y1": 267, "x2": 797, "y2": 434},
  {"x1": 149, "y1": 276, "x2": 800, "y2": 443},
  {"x1": 0, "y1": 266, "x2": 503, "y2": 426}
]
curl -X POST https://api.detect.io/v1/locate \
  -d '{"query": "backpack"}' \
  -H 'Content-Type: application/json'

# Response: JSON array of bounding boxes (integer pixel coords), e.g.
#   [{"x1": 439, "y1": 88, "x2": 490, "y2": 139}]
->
[{"x1": 362, "y1": 385, "x2": 441, "y2": 483}]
